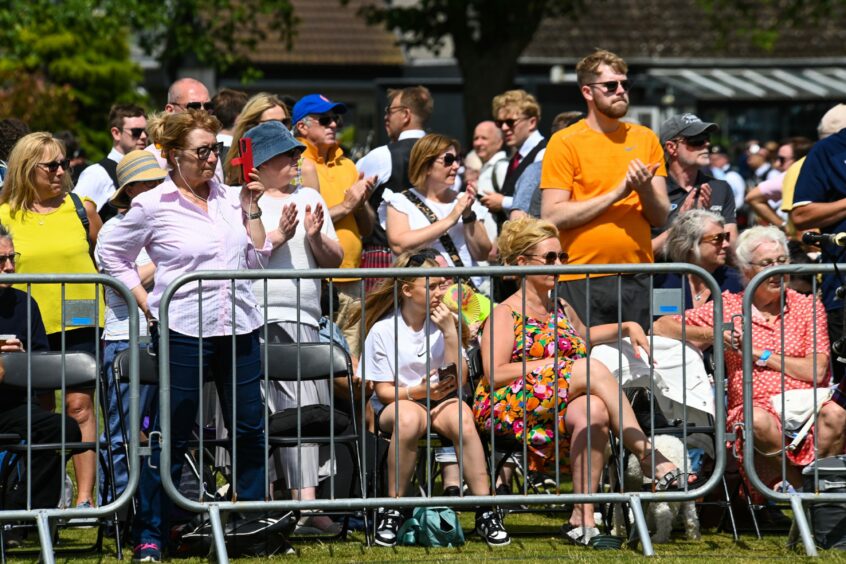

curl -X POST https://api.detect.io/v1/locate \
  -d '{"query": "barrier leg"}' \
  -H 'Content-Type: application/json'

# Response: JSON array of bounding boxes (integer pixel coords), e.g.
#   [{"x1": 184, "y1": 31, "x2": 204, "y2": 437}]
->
[
  {"x1": 629, "y1": 496, "x2": 654, "y2": 557},
  {"x1": 789, "y1": 495, "x2": 818, "y2": 557},
  {"x1": 207, "y1": 504, "x2": 229, "y2": 564},
  {"x1": 36, "y1": 511, "x2": 55, "y2": 564}
]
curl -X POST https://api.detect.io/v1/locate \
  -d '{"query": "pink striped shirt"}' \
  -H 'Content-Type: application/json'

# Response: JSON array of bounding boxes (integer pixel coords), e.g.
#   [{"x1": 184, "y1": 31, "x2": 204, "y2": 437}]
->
[{"x1": 98, "y1": 176, "x2": 271, "y2": 337}]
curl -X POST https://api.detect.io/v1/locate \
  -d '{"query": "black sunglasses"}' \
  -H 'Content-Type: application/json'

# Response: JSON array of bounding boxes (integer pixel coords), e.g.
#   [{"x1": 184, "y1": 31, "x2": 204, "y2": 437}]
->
[
  {"x1": 183, "y1": 101, "x2": 214, "y2": 111},
  {"x1": 525, "y1": 251, "x2": 569, "y2": 265},
  {"x1": 438, "y1": 153, "x2": 461, "y2": 167},
  {"x1": 495, "y1": 117, "x2": 526, "y2": 130},
  {"x1": 681, "y1": 135, "x2": 710, "y2": 148},
  {"x1": 186, "y1": 141, "x2": 224, "y2": 161},
  {"x1": 123, "y1": 127, "x2": 146, "y2": 139},
  {"x1": 0, "y1": 252, "x2": 20, "y2": 265},
  {"x1": 313, "y1": 114, "x2": 343, "y2": 128},
  {"x1": 586, "y1": 80, "x2": 630, "y2": 94},
  {"x1": 38, "y1": 159, "x2": 70, "y2": 173}
]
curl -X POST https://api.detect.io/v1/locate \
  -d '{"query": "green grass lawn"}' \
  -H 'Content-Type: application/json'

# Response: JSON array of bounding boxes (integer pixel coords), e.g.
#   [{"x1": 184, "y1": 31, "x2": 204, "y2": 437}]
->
[{"x1": 4, "y1": 509, "x2": 846, "y2": 563}]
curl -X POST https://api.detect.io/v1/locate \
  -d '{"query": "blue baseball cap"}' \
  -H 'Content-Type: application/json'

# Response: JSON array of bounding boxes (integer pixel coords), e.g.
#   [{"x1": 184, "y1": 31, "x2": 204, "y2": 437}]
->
[
  {"x1": 292, "y1": 94, "x2": 347, "y2": 125},
  {"x1": 243, "y1": 121, "x2": 305, "y2": 168}
]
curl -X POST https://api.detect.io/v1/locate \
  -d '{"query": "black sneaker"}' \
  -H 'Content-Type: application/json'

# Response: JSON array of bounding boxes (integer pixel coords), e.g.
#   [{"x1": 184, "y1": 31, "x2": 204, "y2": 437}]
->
[
  {"x1": 475, "y1": 510, "x2": 510, "y2": 547},
  {"x1": 374, "y1": 508, "x2": 404, "y2": 547}
]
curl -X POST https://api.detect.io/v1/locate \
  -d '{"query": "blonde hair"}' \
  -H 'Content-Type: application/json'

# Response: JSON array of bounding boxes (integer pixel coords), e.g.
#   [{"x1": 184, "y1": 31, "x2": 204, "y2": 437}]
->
[
  {"x1": 407, "y1": 133, "x2": 460, "y2": 189},
  {"x1": 344, "y1": 249, "x2": 470, "y2": 348},
  {"x1": 156, "y1": 109, "x2": 221, "y2": 169},
  {"x1": 497, "y1": 216, "x2": 560, "y2": 265},
  {"x1": 491, "y1": 89, "x2": 541, "y2": 121},
  {"x1": 576, "y1": 50, "x2": 628, "y2": 85},
  {"x1": 145, "y1": 111, "x2": 168, "y2": 146},
  {"x1": 224, "y1": 93, "x2": 288, "y2": 184},
  {"x1": 0, "y1": 132, "x2": 72, "y2": 217}
]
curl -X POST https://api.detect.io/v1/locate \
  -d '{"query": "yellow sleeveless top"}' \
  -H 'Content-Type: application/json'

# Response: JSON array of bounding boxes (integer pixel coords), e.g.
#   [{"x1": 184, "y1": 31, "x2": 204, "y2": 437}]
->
[{"x1": 0, "y1": 196, "x2": 105, "y2": 334}]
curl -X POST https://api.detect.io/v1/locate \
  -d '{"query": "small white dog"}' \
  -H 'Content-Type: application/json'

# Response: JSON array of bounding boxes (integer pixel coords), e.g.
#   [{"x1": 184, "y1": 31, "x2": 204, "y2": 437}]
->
[{"x1": 611, "y1": 434, "x2": 701, "y2": 544}]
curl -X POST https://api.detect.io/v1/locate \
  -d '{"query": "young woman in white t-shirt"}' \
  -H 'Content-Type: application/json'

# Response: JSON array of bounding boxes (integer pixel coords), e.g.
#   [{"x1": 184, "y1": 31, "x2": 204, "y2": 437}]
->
[{"x1": 351, "y1": 250, "x2": 510, "y2": 548}]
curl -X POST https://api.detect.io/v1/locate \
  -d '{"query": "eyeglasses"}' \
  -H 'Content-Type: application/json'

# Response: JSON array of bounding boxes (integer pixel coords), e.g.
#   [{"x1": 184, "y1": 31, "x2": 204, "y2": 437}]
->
[
  {"x1": 412, "y1": 279, "x2": 451, "y2": 292},
  {"x1": 37, "y1": 159, "x2": 70, "y2": 173},
  {"x1": 384, "y1": 105, "x2": 409, "y2": 116},
  {"x1": 0, "y1": 253, "x2": 20, "y2": 265},
  {"x1": 173, "y1": 101, "x2": 214, "y2": 111},
  {"x1": 495, "y1": 117, "x2": 527, "y2": 130},
  {"x1": 123, "y1": 127, "x2": 147, "y2": 139},
  {"x1": 260, "y1": 117, "x2": 292, "y2": 129},
  {"x1": 700, "y1": 232, "x2": 730, "y2": 246},
  {"x1": 525, "y1": 251, "x2": 569, "y2": 265},
  {"x1": 680, "y1": 135, "x2": 710, "y2": 148},
  {"x1": 752, "y1": 255, "x2": 789, "y2": 268},
  {"x1": 185, "y1": 141, "x2": 224, "y2": 161},
  {"x1": 437, "y1": 153, "x2": 461, "y2": 167},
  {"x1": 586, "y1": 80, "x2": 630, "y2": 94},
  {"x1": 310, "y1": 114, "x2": 343, "y2": 128},
  {"x1": 283, "y1": 149, "x2": 302, "y2": 160}
]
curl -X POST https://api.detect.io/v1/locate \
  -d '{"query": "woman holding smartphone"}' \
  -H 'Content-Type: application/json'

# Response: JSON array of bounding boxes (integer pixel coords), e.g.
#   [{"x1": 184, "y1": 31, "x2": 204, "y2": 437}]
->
[{"x1": 351, "y1": 249, "x2": 509, "y2": 548}]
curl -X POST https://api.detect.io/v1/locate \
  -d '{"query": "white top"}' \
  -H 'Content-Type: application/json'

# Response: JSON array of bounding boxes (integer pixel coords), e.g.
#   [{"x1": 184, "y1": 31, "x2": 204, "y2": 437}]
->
[
  {"x1": 357, "y1": 311, "x2": 446, "y2": 411},
  {"x1": 253, "y1": 186, "x2": 338, "y2": 328},
  {"x1": 710, "y1": 165, "x2": 746, "y2": 210},
  {"x1": 476, "y1": 150, "x2": 508, "y2": 195},
  {"x1": 73, "y1": 147, "x2": 122, "y2": 211},
  {"x1": 96, "y1": 213, "x2": 151, "y2": 340},
  {"x1": 386, "y1": 188, "x2": 487, "y2": 289}
]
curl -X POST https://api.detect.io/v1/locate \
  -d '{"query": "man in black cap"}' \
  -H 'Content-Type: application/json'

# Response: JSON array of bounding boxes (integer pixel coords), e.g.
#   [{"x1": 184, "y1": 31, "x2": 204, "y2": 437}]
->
[{"x1": 652, "y1": 113, "x2": 737, "y2": 258}]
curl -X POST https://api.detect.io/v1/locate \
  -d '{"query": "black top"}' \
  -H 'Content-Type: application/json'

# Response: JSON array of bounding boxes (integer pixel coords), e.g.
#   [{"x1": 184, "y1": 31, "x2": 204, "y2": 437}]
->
[
  {"x1": 652, "y1": 169, "x2": 737, "y2": 239},
  {"x1": 655, "y1": 265, "x2": 744, "y2": 311},
  {"x1": 363, "y1": 137, "x2": 418, "y2": 248},
  {"x1": 0, "y1": 287, "x2": 49, "y2": 408}
]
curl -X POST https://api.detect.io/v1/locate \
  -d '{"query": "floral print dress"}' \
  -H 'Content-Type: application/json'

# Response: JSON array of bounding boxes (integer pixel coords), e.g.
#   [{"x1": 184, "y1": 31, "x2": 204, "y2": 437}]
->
[{"x1": 473, "y1": 305, "x2": 587, "y2": 474}]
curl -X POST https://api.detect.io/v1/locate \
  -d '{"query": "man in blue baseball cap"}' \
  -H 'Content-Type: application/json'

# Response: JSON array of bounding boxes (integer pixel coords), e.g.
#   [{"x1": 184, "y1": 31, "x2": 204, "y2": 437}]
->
[{"x1": 292, "y1": 94, "x2": 376, "y2": 360}]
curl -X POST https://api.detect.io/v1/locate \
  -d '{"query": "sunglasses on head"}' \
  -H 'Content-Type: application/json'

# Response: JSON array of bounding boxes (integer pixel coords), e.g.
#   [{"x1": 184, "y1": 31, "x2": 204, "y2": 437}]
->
[
  {"x1": 701, "y1": 232, "x2": 730, "y2": 245},
  {"x1": 408, "y1": 249, "x2": 440, "y2": 267},
  {"x1": 438, "y1": 153, "x2": 461, "y2": 167},
  {"x1": 38, "y1": 159, "x2": 70, "y2": 173},
  {"x1": 313, "y1": 114, "x2": 343, "y2": 128},
  {"x1": 681, "y1": 134, "x2": 710, "y2": 148},
  {"x1": 495, "y1": 117, "x2": 526, "y2": 130},
  {"x1": 123, "y1": 127, "x2": 146, "y2": 139},
  {"x1": 586, "y1": 80, "x2": 630, "y2": 94},
  {"x1": 525, "y1": 251, "x2": 569, "y2": 265}
]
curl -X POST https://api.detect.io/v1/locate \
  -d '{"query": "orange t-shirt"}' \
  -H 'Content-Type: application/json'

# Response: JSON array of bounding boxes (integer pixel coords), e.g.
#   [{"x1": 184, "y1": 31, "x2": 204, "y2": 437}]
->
[{"x1": 540, "y1": 119, "x2": 666, "y2": 281}]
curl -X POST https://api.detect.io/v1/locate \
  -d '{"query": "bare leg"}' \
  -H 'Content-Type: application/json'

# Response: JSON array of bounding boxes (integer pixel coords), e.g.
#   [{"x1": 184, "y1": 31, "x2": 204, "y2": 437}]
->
[
  {"x1": 817, "y1": 402, "x2": 846, "y2": 457},
  {"x1": 378, "y1": 400, "x2": 428, "y2": 497},
  {"x1": 67, "y1": 389, "x2": 96, "y2": 505},
  {"x1": 750, "y1": 407, "x2": 803, "y2": 487},
  {"x1": 291, "y1": 486, "x2": 336, "y2": 529},
  {"x1": 565, "y1": 395, "x2": 610, "y2": 528},
  {"x1": 441, "y1": 462, "x2": 460, "y2": 491},
  {"x1": 430, "y1": 399, "x2": 491, "y2": 496}
]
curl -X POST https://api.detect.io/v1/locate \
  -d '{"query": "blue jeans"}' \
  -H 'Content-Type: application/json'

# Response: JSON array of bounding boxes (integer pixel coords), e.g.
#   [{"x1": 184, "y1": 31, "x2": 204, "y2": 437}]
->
[
  {"x1": 132, "y1": 330, "x2": 266, "y2": 548},
  {"x1": 99, "y1": 340, "x2": 157, "y2": 505}
]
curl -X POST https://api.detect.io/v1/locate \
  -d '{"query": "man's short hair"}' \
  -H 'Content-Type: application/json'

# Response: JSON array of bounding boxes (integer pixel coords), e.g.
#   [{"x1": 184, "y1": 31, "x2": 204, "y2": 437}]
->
[
  {"x1": 212, "y1": 88, "x2": 249, "y2": 130},
  {"x1": 491, "y1": 90, "x2": 540, "y2": 120},
  {"x1": 388, "y1": 86, "x2": 433, "y2": 126},
  {"x1": 108, "y1": 103, "x2": 147, "y2": 131},
  {"x1": 551, "y1": 111, "x2": 584, "y2": 134},
  {"x1": 576, "y1": 50, "x2": 628, "y2": 85}
]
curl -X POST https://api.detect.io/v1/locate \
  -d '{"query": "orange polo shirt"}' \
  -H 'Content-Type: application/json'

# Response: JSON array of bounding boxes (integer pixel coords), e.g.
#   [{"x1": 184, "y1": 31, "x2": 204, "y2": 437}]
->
[
  {"x1": 299, "y1": 138, "x2": 362, "y2": 282},
  {"x1": 540, "y1": 119, "x2": 666, "y2": 281}
]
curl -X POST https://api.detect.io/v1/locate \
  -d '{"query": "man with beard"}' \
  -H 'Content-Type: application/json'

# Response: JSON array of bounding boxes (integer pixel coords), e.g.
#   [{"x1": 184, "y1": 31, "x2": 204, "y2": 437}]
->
[{"x1": 540, "y1": 50, "x2": 669, "y2": 330}]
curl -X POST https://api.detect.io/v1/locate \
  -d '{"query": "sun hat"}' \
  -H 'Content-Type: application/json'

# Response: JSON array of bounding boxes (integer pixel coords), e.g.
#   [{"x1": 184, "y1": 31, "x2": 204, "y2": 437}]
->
[
  {"x1": 110, "y1": 150, "x2": 167, "y2": 209},
  {"x1": 243, "y1": 121, "x2": 306, "y2": 169}
]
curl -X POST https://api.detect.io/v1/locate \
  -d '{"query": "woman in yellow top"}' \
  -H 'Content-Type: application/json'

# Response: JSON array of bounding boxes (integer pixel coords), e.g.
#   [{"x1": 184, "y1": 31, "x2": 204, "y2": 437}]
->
[{"x1": 0, "y1": 132, "x2": 104, "y2": 509}]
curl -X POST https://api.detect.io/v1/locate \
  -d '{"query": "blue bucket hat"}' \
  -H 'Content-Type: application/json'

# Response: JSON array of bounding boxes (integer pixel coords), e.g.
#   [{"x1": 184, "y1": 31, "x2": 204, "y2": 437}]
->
[
  {"x1": 292, "y1": 94, "x2": 347, "y2": 125},
  {"x1": 243, "y1": 121, "x2": 305, "y2": 168}
]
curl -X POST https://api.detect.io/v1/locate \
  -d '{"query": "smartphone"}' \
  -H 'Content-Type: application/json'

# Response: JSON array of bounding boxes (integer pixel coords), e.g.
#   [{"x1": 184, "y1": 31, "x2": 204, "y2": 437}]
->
[
  {"x1": 0, "y1": 334, "x2": 15, "y2": 347},
  {"x1": 231, "y1": 137, "x2": 254, "y2": 185},
  {"x1": 438, "y1": 363, "x2": 457, "y2": 386}
]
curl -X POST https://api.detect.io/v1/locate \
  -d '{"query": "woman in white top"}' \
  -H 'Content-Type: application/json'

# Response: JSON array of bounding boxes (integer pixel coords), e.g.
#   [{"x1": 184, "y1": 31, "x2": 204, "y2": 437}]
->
[
  {"x1": 385, "y1": 134, "x2": 491, "y2": 291},
  {"x1": 244, "y1": 120, "x2": 343, "y2": 532},
  {"x1": 351, "y1": 250, "x2": 509, "y2": 548}
]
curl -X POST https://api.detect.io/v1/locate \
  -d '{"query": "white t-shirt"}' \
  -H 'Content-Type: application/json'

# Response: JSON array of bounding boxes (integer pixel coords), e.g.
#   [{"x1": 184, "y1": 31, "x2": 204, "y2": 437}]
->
[
  {"x1": 357, "y1": 311, "x2": 446, "y2": 411},
  {"x1": 386, "y1": 188, "x2": 487, "y2": 288},
  {"x1": 95, "y1": 213, "x2": 151, "y2": 340},
  {"x1": 253, "y1": 186, "x2": 338, "y2": 328}
]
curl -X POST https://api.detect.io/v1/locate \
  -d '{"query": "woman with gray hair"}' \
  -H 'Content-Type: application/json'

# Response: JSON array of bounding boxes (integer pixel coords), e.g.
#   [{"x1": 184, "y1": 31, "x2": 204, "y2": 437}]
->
[
  {"x1": 659, "y1": 209, "x2": 742, "y2": 309},
  {"x1": 654, "y1": 226, "x2": 836, "y2": 500}
]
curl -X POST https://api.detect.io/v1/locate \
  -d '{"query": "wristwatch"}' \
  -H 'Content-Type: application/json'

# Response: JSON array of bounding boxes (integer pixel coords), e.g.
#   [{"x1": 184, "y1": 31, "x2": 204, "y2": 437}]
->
[
  {"x1": 755, "y1": 349, "x2": 772, "y2": 367},
  {"x1": 247, "y1": 209, "x2": 262, "y2": 220},
  {"x1": 461, "y1": 211, "x2": 477, "y2": 223}
]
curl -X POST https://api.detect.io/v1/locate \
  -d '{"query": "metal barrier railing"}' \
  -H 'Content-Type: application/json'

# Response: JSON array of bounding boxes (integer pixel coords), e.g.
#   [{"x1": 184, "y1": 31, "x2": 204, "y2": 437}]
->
[
  {"x1": 741, "y1": 263, "x2": 845, "y2": 557},
  {"x1": 156, "y1": 263, "x2": 726, "y2": 561},
  {"x1": 0, "y1": 274, "x2": 140, "y2": 564}
]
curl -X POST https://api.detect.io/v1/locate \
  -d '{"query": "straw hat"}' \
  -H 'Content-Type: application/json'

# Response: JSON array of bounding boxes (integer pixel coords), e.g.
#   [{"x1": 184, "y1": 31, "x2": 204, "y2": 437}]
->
[{"x1": 109, "y1": 150, "x2": 167, "y2": 209}]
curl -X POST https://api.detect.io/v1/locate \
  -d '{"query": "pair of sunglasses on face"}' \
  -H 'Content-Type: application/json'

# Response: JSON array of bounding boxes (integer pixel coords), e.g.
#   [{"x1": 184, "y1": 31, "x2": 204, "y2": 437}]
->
[{"x1": 38, "y1": 159, "x2": 71, "y2": 173}]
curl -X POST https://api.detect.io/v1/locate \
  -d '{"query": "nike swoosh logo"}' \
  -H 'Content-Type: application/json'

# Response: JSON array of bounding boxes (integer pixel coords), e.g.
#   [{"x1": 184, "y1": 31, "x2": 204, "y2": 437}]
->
[{"x1": 417, "y1": 350, "x2": 427, "y2": 357}]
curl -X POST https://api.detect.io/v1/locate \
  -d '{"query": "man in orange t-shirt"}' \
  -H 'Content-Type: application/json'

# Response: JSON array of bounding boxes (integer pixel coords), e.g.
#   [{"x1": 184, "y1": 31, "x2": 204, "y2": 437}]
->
[{"x1": 540, "y1": 50, "x2": 669, "y2": 330}]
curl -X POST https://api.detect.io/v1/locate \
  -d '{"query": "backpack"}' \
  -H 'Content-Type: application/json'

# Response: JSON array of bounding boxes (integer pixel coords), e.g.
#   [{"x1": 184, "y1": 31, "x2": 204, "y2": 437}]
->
[{"x1": 397, "y1": 506, "x2": 465, "y2": 547}]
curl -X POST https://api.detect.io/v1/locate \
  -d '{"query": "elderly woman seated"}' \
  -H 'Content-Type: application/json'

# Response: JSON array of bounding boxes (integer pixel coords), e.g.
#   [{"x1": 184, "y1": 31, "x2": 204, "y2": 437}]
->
[
  {"x1": 658, "y1": 209, "x2": 742, "y2": 309},
  {"x1": 653, "y1": 226, "x2": 844, "y2": 495}
]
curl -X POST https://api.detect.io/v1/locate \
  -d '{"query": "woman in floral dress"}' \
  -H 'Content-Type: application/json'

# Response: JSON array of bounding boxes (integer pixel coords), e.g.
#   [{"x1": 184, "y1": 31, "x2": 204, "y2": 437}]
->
[{"x1": 474, "y1": 216, "x2": 685, "y2": 544}]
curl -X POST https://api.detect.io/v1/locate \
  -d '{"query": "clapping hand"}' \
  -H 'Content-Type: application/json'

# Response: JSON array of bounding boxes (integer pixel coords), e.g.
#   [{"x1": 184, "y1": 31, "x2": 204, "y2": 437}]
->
[
  {"x1": 626, "y1": 159, "x2": 660, "y2": 194},
  {"x1": 277, "y1": 203, "x2": 298, "y2": 245},
  {"x1": 304, "y1": 203, "x2": 325, "y2": 238}
]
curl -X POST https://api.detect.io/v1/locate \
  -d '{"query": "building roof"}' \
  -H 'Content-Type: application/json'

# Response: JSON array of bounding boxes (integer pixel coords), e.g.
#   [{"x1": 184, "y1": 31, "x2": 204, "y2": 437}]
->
[
  {"x1": 249, "y1": 0, "x2": 404, "y2": 66},
  {"x1": 524, "y1": 0, "x2": 846, "y2": 63}
]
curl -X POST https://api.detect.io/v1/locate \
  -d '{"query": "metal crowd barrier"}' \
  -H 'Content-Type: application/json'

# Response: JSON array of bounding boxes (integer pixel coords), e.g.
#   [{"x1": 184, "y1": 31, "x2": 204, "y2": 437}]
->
[
  {"x1": 0, "y1": 274, "x2": 140, "y2": 564},
  {"x1": 157, "y1": 263, "x2": 725, "y2": 560},
  {"x1": 741, "y1": 263, "x2": 845, "y2": 557}
]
